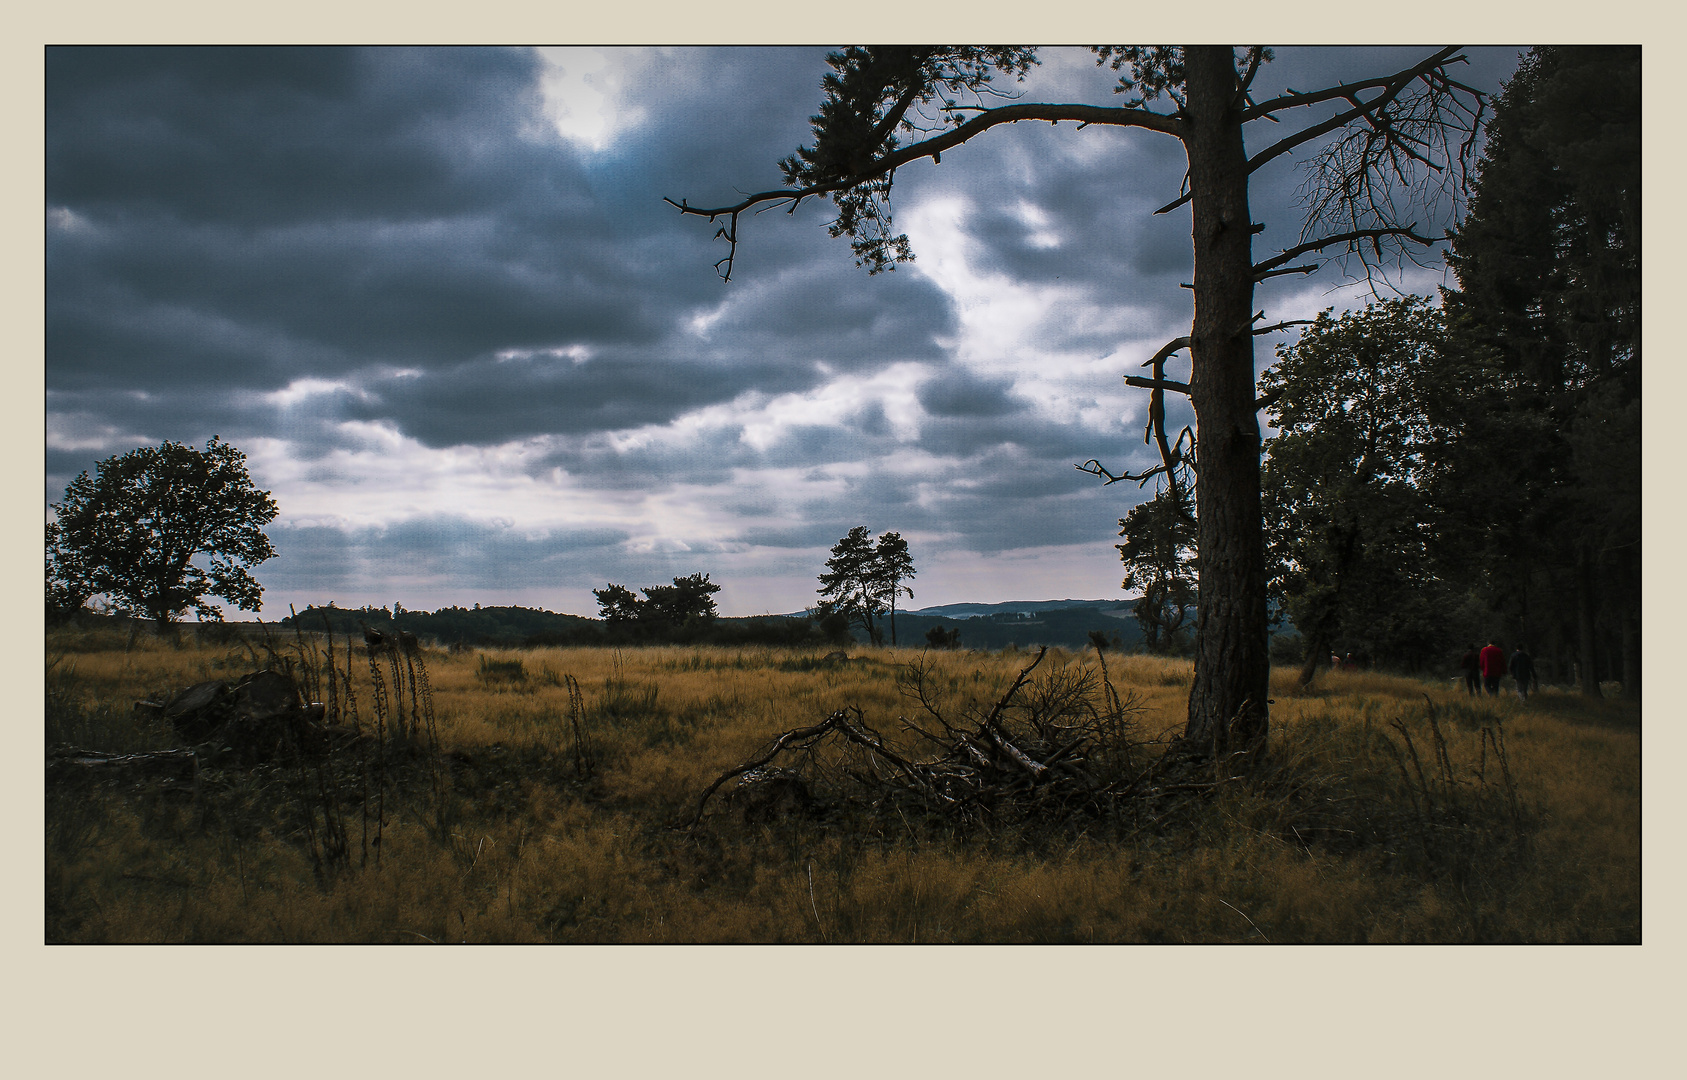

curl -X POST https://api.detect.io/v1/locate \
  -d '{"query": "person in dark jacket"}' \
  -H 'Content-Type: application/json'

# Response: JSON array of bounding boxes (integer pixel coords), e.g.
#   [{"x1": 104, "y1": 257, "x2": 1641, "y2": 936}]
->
[
  {"x1": 1509, "y1": 645, "x2": 1537, "y2": 701},
  {"x1": 1459, "y1": 645, "x2": 1481, "y2": 696},
  {"x1": 1479, "y1": 641, "x2": 1507, "y2": 696}
]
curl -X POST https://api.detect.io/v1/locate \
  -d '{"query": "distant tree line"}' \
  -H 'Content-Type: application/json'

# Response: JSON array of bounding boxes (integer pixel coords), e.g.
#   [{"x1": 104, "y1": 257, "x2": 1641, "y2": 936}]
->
[{"x1": 285, "y1": 591, "x2": 849, "y2": 650}]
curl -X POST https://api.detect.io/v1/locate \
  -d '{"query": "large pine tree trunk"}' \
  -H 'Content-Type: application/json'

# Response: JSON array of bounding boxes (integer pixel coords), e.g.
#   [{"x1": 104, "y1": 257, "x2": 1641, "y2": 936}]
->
[
  {"x1": 1181, "y1": 48, "x2": 1271, "y2": 753},
  {"x1": 1620, "y1": 606, "x2": 1640, "y2": 700},
  {"x1": 1575, "y1": 543, "x2": 1603, "y2": 699}
]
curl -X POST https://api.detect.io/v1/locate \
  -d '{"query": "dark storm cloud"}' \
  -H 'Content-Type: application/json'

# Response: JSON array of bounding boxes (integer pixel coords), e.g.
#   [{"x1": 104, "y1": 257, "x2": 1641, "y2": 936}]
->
[
  {"x1": 533, "y1": 413, "x2": 902, "y2": 495},
  {"x1": 920, "y1": 366, "x2": 1028, "y2": 419},
  {"x1": 720, "y1": 429, "x2": 1124, "y2": 556},
  {"x1": 45, "y1": 46, "x2": 955, "y2": 462},
  {"x1": 351, "y1": 349, "x2": 819, "y2": 448},
  {"x1": 263, "y1": 516, "x2": 629, "y2": 595},
  {"x1": 48, "y1": 47, "x2": 539, "y2": 226},
  {"x1": 698, "y1": 263, "x2": 958, "y2": 369}
]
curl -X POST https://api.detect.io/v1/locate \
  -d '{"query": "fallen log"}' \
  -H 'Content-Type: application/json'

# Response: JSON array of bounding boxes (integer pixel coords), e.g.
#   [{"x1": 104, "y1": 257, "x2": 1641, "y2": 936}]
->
[
  {"x1": 52, "y1": 747, "x2": 199, "y2": 770},
  {"x1": 48, "y1": 747, "x2": 201, "y2": 797}
]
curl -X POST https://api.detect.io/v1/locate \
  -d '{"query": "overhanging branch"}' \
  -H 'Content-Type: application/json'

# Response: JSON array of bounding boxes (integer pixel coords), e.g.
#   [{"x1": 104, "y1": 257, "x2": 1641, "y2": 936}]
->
[
  {"x1": 1253, "y1": 226, "x2": 1439, "y2": 278},
  {"x1": 669, "y1": 100, "x2": 1180, "y2": 280},
  {"x1": 1243, "y1": 48, "x2": 1462, "y2": 125},
  {"x1": 682, "y1": 102, "x2": 1182, "y2": 222}
]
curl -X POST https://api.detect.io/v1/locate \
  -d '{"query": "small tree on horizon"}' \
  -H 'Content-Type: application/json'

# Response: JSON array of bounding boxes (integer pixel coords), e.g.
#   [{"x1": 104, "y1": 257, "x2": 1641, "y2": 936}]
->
[
  {"x1": 817, "y1": 526, "x2": 883, "y2": 642},
  {"x1": 817, "y1": 527, "x2": 920, "y2": 644},
  {"x1": 871, "y1": 531, "x2": 916, "y2": 645},
  {"x1": 642, "y1": 572, "x2": 723, "y2": 628},
  {"x1": 594, "y1": 573, "x2": 723, "y2": 633},
  {"x1": 593, "y1": 583, "x2": 645, "y2": 623},
  {"x1": 48, "y1": 436, "x2": 279, "y2": 630}
]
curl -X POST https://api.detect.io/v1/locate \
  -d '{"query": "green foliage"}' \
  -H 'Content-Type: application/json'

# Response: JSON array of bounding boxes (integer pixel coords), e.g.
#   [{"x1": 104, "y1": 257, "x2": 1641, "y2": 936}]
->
[
  {"x1": 591, "y1": 584, "x2": 643, "y2": 624},
  {"x1": 1441, "y1": 45, "x2": 1641, "y2": 695},
  {"x1": 1117, "y1": 490, "x2": 1196, "y2": 655},
  {"x1": 816, "y1": 526, "x2": 919, "y2": 645},
  {"x1": 872, "y1": 531, "x2": 916, "y2": 645},
  {"x1": 287, "y1": 602, "x2": 596, "y2": 648},
  {"x1": 48, "y1": 436, "x2": 278, "y2": 627},
  {"x1": 285, "y1": 600, "x2": 836, "y2": 650},
  {"x1": 926, "y1": 625, "x2": 961, "y2": 650},
  {"x1": 1261, "y1": 297, "x2": 1463, "y2": 674},
  {"x1": 816, "y1": 526, "x2": 881, "y2": 640},
  {"x1": 641, "y1": 573, "x2": 722, "y2": 628},
  {"x1": 1446, "y1": 46, "x2": 1639, "y2": 397},
  {"x1": 778, "y1": 47, "x2": 1038, "y2": 273},
  {"x1": 592, "y1": 572, "x2": 723, "y2": 640}
]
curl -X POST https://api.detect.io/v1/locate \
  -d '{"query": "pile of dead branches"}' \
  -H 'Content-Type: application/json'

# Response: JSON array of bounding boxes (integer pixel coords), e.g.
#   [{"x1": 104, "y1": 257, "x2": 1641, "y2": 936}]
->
[{"x1": 687, "y1": 646, "x2": 1234, "y2": 835}]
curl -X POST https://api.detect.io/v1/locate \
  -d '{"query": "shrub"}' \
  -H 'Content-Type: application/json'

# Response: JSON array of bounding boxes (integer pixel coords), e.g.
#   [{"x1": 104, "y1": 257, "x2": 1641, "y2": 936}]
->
[{"x1": 475, "y1": 655, "x2": 527, "y2": 686}]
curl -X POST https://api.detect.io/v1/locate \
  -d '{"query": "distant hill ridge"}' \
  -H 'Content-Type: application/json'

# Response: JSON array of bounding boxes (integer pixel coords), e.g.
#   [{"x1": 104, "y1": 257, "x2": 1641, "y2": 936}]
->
[
  {"x1": 909, "y1": 598, "x2": 1133, "y2": 618},
  {"x1": 800, "y1": 597, "x2": 1145, "y2": 651}
]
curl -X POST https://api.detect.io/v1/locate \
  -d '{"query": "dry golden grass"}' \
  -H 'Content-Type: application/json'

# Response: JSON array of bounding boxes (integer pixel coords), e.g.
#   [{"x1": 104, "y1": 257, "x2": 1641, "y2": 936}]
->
[{"x1": 45, "y1": 632, "x2": 1639, "y2": 943}]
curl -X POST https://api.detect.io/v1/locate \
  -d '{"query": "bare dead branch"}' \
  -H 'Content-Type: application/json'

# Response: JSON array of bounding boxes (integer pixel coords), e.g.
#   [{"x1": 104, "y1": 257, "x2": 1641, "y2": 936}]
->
[
  {"x1": 1123, "y1": 375, "x2": 1191, "y2": 395},
  {"x1": 1076, "y1": 458, "x2": 1147, "y2": 486},
  {"x1": 682, "y1": 714, "x2": 842, "y2": 826},
  {"x1": 679, "y1": 648, "x2": 1174, "y2": 834},
  {"x1": 981, "y1": 646, "x2": 1048, "y2": 733},
  {"x1": 1242, "y1": 47, "x2": 1463, "y2": 126},
  {"x1": 1253, "y1": 226, "x2": 1439, "y2": 278},
  {"x1": 1252, "y1": 319, "x2": 1313, "y2": 336},
  {"x1": 1254, "y1": 263, "x2": 1318, "y2": 283}
]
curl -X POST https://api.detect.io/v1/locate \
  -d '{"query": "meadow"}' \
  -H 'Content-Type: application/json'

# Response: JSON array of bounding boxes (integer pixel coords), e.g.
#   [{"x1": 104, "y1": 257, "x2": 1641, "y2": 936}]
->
[{"x1": 44, "y1": 624, "x2": 1640, "y2": 943}]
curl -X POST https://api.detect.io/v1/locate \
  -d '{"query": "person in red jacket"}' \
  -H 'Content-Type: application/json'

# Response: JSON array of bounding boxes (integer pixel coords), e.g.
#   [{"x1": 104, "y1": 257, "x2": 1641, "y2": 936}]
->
[{"x1": 1479, "y1": 641, "x2": 1507, "y2": 696}]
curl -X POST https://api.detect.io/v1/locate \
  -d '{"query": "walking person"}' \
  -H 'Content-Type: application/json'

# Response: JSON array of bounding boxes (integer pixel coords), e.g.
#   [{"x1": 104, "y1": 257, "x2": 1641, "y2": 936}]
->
[
  {"x1": 1459, "y1": 644, "x2": 1481, "y2": 696},
  {"x1": 1479, "y1": 640, "x2": 1507, "y2": 697},
  {"x1": 1510, "y1": 645, "x2": 1537, "y2": 702}
]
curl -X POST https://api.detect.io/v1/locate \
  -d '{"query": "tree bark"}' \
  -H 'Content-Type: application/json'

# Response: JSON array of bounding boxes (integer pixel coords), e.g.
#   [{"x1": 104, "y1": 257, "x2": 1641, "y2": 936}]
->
[
  {"x1": 1575, "y1": 543, "x2": 1603, "y2": 699},
  {"x1": 1620, "y1": 605, "x2": 1639, "y2": 701},
  {"x1": 1297, "y1": 632, "x2": 1328, "y2": 689},
  {"x1": 1182, "y1": 47, "x2": 1271, "y2": 752}
]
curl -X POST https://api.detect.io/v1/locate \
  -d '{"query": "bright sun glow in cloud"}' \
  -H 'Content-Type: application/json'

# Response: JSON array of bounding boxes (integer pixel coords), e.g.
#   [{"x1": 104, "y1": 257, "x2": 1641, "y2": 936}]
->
[{"x1": 534, "y1": 47, "x2": 656, "y2": 152}]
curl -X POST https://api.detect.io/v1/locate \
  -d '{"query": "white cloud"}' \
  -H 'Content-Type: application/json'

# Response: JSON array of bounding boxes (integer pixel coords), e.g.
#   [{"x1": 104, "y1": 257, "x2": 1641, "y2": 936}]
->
[
  {"x1": 46, "y1": 412, "x2": 153, "y2": 453},
  {"x1": 903, "y1": 194, "x2": 1168, "y2": 438},
  {"x1": 263, "y1": 377, "x2": 371, "y2": 408},
  {"x1": 47, "y1": 205, "x2": 96, "y2": 234},
  {"x1": 1013, "y1": 199, "x2": 1062, "y2": 250},
  {"x1": 533, "y1": 47, "x2": 661, "y2": 153}
]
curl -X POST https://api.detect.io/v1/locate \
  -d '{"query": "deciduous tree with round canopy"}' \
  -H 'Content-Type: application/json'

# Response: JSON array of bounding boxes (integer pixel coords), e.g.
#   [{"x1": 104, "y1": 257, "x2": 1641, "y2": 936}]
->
[{"x1": 48, "y1": 436, "x2": 279, "y2": 630}]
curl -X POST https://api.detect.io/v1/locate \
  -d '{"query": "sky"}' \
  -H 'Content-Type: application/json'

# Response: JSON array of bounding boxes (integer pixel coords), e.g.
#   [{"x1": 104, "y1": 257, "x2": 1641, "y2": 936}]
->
[{"x1": 44, "y1": 45, "x2": 1528, "y2": 619}]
